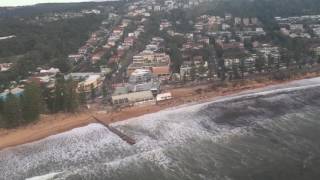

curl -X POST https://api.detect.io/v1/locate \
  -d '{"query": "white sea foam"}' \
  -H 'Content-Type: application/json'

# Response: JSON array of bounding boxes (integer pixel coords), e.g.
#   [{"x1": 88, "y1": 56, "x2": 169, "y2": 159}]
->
[
  {"x1": 1, "y1": 77, "x2": 320, "y2": 179},
  {"x1": 26, "y1": 172, "x2": 61, "y2": 180},
  {"x1": 112, "y1": 77, "x2": 320, "y2": 129},
  {"x1": 0, "y1": 124, "x2": 131, "y2": 179},
  {"x1": 103, "y1": 147, "x2": 174, "y2": 171}
]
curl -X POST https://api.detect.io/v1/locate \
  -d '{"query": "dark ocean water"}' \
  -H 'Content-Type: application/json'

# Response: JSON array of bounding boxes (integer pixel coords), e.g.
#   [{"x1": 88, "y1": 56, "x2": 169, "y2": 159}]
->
[{"x1": 1, "y1": 78, "x2": 320, "y2": 180}]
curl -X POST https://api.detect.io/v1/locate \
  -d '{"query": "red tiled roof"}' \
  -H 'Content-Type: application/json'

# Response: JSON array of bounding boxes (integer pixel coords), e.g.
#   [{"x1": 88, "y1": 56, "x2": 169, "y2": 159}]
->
[{"x1": 151, "y1": 66, "x2": 170, "y2": 75}]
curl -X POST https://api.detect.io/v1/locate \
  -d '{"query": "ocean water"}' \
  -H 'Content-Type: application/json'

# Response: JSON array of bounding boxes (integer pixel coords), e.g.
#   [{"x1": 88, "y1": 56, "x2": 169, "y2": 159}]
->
[{"x1": 1, "y1": 78, "x2": 320, "y2": 180}]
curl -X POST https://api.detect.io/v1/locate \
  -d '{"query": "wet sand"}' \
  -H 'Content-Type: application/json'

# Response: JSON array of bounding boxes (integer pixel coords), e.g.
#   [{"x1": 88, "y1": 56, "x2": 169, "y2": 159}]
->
[{"x1": 0, "y1": 72, "x2": 319, "y2": 150}]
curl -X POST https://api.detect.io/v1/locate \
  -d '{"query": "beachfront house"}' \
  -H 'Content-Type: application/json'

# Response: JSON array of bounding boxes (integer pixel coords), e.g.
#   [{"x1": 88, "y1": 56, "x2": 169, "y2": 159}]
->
[
  {"x1": 0, "y1": 87, "x2": 24, "y2": 100},
  {"x1": 111, "y1": 90, "x2": 155, "y2": 107},
  {"x1": 65, "y1": 73, "x2": 105, "y2": 98},
  {"x1": 127, "y1": 69, "x2": 160, "y2": 93}
]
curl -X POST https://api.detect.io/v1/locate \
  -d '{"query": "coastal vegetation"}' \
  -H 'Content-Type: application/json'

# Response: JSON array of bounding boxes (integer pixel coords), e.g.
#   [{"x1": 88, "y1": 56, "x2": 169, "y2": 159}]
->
[
  {"x1": 2, "y1": 0, "x2": 320, "y2": 129},
  {"x1": 0, "y1": 77, "x2": 82, "y2": 128},
  {"x1": 0, "y1": 14, "x2": 104, "y2": 89},
  {"x1": 0, "y1": 82, "x2": 41, "y2": 128}
]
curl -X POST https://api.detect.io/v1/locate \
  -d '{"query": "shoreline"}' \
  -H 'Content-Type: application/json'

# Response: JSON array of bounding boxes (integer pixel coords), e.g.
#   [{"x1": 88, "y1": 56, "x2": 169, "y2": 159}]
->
[{"x1": 1, "y1": 72, "x2": 320, "y2": 151}]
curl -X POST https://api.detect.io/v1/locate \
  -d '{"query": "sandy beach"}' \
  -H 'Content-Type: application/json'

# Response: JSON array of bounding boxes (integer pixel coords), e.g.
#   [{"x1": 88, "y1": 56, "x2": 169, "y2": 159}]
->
[{"x1": 1, "y1": 72, "x2": 320, "y2": 150}]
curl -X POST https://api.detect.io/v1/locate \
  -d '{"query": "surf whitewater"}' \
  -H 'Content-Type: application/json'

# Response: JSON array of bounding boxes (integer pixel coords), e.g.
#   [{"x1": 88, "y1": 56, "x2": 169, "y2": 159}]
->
[{"x1": 1, "y1": 78, "x2": 320, "y2": 180}]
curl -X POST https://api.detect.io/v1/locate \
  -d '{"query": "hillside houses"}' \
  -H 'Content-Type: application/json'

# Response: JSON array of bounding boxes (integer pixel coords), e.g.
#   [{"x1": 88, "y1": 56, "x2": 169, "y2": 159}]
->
[
  {"x1": 255, "y1": 44, "x2": 280, "y2": 61},
  {"x1": 160, "y1": 19, "x2": 172, "y2": 31},
  {"x1": 127, "y1": 37, "x2": 171, "y2": 80},
  {"x1": 221, "y1": 41, "x2": 245, "y2": 51},
  {"x1": 275, "y1": 15, "x2": 320, "y2": 39},
  {"x1": 68, "y1": 16, "x2": 137, "y2": 65},
  {"x1": 92, "y1": 49, "x2": 108, "y2": 64},
  {"x1": 4, "y1": 0, "x2": 315, "y2": 114},
  {"x1": 109, "y1": 36, "x2": 171, "y2": 107},
  {"x1": 128, "y1": 50, "x2": 171, "y2": 80}
]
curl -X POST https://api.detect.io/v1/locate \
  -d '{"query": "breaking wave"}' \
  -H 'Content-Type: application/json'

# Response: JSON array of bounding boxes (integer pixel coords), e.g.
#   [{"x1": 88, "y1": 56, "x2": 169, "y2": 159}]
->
[{"x1": 1, "y1": 77, "x2": 320, "y2": 180}]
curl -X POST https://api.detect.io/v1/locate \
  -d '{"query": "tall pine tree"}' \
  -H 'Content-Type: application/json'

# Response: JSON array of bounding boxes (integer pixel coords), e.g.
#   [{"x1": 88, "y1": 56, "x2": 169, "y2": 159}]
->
[
  {"x1": 0, "y1": 98, "x2": 4, "y2": 113},
  {"x1": 64, "y1": 78, "x2": 79, "y2": 113},
  {"x1": 21, "y1": 82, "x2": 42, "y2": 122},
  {"x1": 2, "y1": 93, "x2": 22, "y2": 128},
  {"x1": 79, "y1": 85, "x2": 87, "y2": 105},
  {"x1": 54, "y1": 74, "x2": 66, "y2": 112},
  {"x1": 90, "y1": 84, "x2": 96, "y2": 102}
]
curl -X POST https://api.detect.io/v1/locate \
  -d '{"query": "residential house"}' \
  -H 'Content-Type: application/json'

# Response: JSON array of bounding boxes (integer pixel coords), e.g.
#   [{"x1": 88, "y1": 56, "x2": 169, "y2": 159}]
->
[
  {"x1": 0, "y1": 87, "x2": 24, "y2": 100},
  {"x1": 151, "y1": 66, "x2": 170, "y2": 81},
  {"x1": 91, "y1": 49, "x2": 107, "y2": 64},
  {"x1": 123, "y1": 36, "x2": 135, "y2": 47},
  {"x1": 65, "y1": 73, "x2": 104, "y2": 97},
  {"x1": 0, "y1": 63, "x2": 13, "y2": 72}
]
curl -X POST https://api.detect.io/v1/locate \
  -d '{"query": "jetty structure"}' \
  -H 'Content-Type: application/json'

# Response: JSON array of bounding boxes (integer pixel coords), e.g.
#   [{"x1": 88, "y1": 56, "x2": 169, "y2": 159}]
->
[{"x1": 92, "y1": 116, "x2": 136, "y2": 145}]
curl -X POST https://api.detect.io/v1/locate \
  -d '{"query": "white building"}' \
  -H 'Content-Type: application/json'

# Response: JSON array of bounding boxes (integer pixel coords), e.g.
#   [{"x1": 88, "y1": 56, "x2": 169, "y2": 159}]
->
[
  {"x1": 66, "y1": 73, "x2": 104, "y2": 93},
  {"x1": 112, "y1": 90, "x2": 155, "y2": 106},
  {"x1": 156, "y1": 92, "x2": 172, "y2": 102}
]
